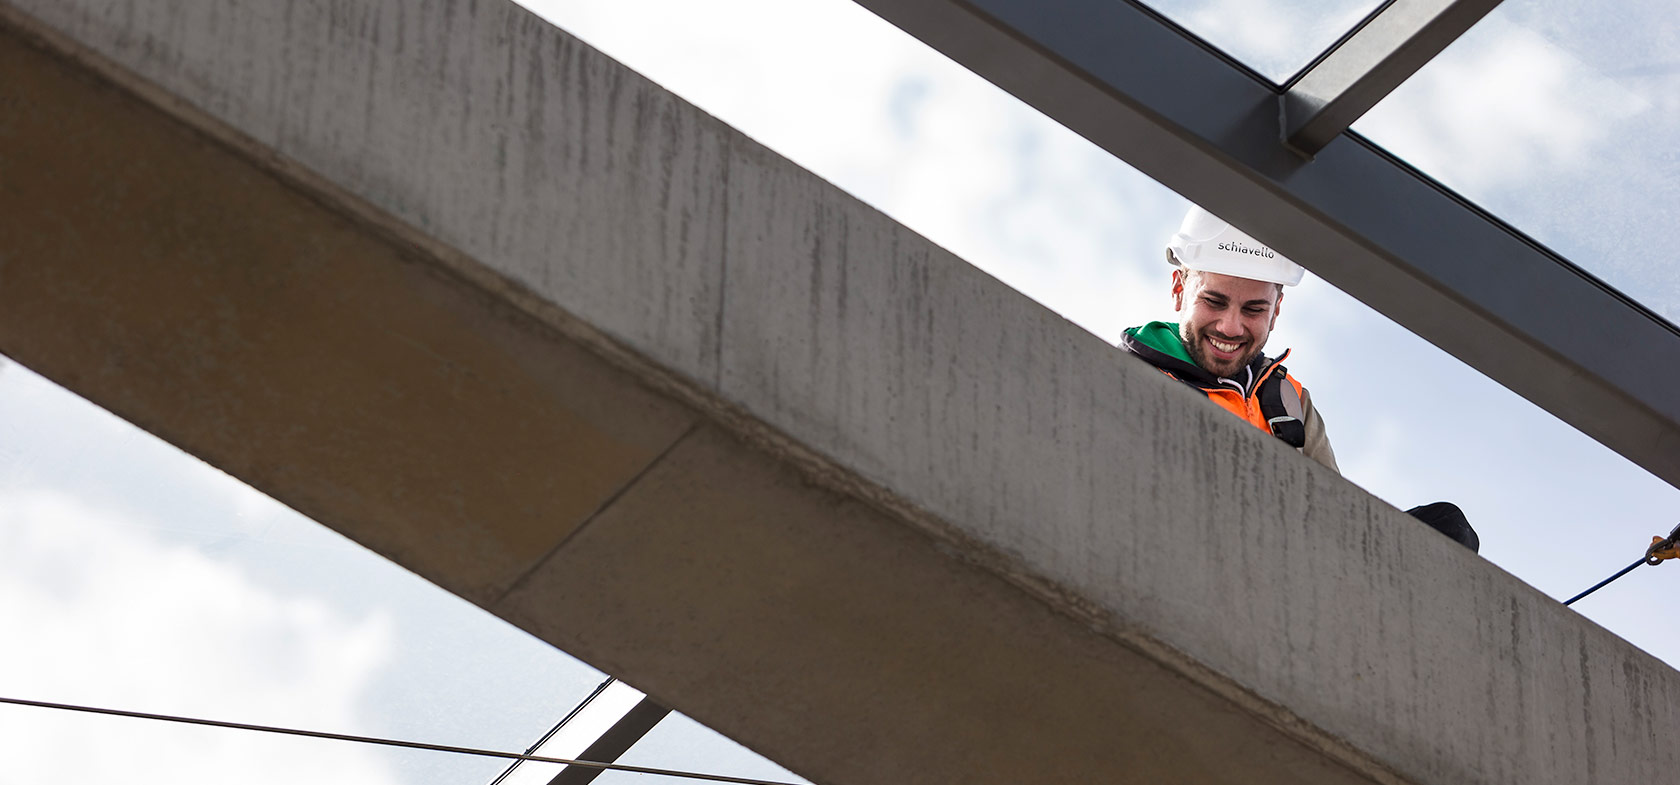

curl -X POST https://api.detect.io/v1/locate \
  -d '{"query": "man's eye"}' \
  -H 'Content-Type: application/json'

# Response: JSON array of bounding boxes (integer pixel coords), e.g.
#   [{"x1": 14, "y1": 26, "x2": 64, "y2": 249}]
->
[{"x1": 1244, "y1": 307, "x2": 1266, "y2": 315}]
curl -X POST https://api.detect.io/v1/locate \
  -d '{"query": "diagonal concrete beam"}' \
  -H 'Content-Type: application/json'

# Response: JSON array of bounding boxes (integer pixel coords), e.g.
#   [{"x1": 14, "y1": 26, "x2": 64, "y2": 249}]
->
[{"x1": 0, "y1": 3, "x2": 1675, "y2": 785}]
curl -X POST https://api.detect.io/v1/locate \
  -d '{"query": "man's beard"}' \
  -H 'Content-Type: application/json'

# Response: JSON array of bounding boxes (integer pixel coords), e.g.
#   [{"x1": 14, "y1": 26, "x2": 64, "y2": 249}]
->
[{"x1": 1183, "y1": 327, "x2": 1261, "y2": 378}]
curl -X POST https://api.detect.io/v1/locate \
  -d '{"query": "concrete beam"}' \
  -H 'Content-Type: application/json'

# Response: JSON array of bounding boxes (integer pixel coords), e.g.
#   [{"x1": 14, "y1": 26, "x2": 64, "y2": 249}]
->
[{"x1": 0, "y1": 3, "x2": 1674, "y2": 785}]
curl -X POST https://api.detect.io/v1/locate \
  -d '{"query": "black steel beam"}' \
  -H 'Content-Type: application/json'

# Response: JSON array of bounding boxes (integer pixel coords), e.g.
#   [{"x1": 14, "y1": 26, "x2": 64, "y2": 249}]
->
[
  {"x1": 547, "y1": 697, "x2": 672, "y2": 785},
  {"x1": 850, "y1": 0, "x2": 1680, "y2": 489},
  {"x1": 1283, "y1": 0, "x2": 1502, "y2": 156}
]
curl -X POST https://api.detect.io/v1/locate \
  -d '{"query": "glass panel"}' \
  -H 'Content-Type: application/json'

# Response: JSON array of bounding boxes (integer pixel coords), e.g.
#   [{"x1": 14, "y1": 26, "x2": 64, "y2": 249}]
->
[
  {"x1": 593, "y1": 713, "x2": 809, "y2": 785},
  {"x1": 1141, "y1": 0, "x2": 1387, "y2": 83},
  {"x1": 0, "y1": 359, "x2": 610, "y2": 783},
  {"x1": 1356, "y1": 0, "x2": 1680, "y2": 323}
]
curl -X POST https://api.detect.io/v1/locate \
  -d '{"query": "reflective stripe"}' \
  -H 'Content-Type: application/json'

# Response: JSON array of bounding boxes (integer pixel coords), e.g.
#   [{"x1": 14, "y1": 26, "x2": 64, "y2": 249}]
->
[{"x1": 1278, "y1": 376, "x2": 1303, "y2": 422}]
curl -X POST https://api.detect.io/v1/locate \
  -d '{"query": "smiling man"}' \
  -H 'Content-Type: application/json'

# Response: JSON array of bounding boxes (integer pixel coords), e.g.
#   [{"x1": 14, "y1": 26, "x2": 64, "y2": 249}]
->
[{"x1": 1120, "y1": 207, "x2": 1339, "y2": 472}]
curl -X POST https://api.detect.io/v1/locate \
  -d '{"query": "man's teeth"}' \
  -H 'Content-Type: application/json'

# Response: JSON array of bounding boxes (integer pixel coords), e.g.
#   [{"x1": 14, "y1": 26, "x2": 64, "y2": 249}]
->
[{"x1": 1208, "y1": 338, "x2": 1240, "y2": 353}]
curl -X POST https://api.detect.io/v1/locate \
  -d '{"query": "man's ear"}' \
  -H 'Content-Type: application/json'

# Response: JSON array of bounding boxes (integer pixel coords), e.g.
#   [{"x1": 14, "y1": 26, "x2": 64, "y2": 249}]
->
[
  {"x1": 1270, "y1": 290, "x2": 1284, "y2": 328},
  {"x1": 1171, "y1": 269, "x2": 1186, "y2": 312}
]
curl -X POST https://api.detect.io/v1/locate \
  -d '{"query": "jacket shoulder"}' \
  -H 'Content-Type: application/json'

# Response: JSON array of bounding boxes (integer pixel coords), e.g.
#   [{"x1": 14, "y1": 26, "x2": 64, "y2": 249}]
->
[{"x1": 1119, "y1": 330, "x2": 1215, "y2": 385}]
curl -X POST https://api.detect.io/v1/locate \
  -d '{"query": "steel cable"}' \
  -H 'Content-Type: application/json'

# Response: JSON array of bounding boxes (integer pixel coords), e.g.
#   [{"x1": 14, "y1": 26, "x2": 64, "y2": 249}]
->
[
  {"x1": 1562, "y1": 557, "x2": 1646, "y2": 606},
  {"x1": 0, "y1": 695, "x2": 798, "y2": 785},
  {"x1": 1564, "y1": 522, "x2": 1680, "y2": 606},
  {"x1": 487, "y1": 675, "x2": 618, "y2": 785}
]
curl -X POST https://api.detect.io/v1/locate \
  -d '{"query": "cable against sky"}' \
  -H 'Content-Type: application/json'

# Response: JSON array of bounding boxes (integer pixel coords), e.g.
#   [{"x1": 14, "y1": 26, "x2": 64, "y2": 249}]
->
[{"x1": 0, "y1": 696, "x2": 800, "y2": 785}]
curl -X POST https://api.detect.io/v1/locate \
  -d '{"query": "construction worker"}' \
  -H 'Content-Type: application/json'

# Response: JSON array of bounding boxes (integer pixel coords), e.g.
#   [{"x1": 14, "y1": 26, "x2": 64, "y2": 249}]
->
[
  {"x1": 1121, "y1": 206, "x2": 1479, "y2": 552},
  {"x1": 1120, "y1": 206, "x2": 1338, "y2": 471}
]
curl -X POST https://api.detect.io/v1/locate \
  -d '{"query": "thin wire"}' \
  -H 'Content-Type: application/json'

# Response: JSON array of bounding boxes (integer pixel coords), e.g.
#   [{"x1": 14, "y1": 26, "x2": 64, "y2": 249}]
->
[
  {"x1": 0, "y1": 695, "x2": 797, "y2": 785},
  {"x1": 488, "y1": 676, "x2": 617, "y2": 785},
  {"x1": 1563, "y1": 557, "x2": 1646, "y2": 606}
]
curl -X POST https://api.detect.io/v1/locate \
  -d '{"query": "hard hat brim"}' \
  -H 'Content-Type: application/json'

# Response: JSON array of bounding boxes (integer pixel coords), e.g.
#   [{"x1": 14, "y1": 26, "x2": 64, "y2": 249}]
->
[
  {"x1": 1166, "y1": 206, "x2": 1306, "y2": 286},
  {"x1": 1167, "y1": 248, "x2": 1305, "y2": 287}
]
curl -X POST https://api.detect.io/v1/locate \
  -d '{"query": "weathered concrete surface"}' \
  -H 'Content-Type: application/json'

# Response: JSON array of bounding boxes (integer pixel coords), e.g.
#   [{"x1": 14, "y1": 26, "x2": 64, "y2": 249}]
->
[{"x1": 1, "y1": 2, "x2": 1675, "y2": 785}]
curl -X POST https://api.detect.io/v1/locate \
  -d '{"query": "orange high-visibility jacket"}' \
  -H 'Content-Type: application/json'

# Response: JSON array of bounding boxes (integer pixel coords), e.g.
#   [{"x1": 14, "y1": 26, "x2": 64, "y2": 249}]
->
[
  {"x1": 1199, "y1": 354, "x2": 1307, "y2": 439},
  {"x1": 1120, "y1": 323, "x2": 1338, "y2": 472}
]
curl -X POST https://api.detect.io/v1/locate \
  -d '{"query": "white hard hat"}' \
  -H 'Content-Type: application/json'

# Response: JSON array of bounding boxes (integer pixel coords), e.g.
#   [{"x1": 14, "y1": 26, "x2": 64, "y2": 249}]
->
[{"x1": 1165, "y1": 206, "x2": 1305, "y2": 286}]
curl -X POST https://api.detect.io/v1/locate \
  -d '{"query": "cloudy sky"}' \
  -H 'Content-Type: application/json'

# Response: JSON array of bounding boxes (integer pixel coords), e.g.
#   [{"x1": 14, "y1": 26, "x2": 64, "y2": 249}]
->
[{"x1": 4, "y1": 0, "x2": 1679, "y2": 781}]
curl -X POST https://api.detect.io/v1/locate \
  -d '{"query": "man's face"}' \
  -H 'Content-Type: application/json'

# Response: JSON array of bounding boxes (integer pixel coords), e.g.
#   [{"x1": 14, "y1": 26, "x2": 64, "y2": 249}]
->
[{"x1": 1173, "y1": 269, "x2": 1283, "y2": 377}]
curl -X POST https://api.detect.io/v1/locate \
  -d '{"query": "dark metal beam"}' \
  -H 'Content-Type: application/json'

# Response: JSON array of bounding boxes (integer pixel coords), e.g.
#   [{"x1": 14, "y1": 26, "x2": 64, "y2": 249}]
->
[
  {"x1": 849, "y1": 0, "x2": 1680, "y2": 489},
  {"x1": 1283, "y1": 0, "x2": 1502, "y2": 156},
  {"x1": 547, "y1": 697, "x2": 672, "y2": 785},
  {"x1": 488, "y1": 678, "x2": 619, "y2": 785}
]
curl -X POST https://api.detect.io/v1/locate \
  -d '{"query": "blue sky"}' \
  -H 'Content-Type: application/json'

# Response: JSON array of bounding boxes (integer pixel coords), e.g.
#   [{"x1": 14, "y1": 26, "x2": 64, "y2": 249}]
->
[{"x1": 3, "y1": 0, "x2": 1678, "y2": 781}]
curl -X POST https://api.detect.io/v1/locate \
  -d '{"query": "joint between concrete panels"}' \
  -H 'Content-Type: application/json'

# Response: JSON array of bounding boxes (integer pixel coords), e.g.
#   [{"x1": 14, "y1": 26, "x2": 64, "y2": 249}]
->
[{"x1": 492, "y1": 421, "x2": 705, "y2": 607}]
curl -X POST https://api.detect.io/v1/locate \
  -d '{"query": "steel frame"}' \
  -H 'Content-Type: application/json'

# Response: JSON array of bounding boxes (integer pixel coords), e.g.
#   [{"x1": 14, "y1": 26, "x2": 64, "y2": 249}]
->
[
  {"x1": 547, "y1": 698, "x2": 672, "y2": 785},
  {"x1": 851, "y1": 0, "x2": 1680, "y2": 489},
  {"x1": 1283, "y1": 0, "x2": 1502, "y2": 155}
]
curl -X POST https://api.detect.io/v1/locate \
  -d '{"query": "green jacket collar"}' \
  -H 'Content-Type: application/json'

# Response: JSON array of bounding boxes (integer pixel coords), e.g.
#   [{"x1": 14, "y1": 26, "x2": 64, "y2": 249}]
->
[
  {"x1": 1123, "y1": 321, "x2": 1194, "y2": 365},
  {"x1": 1121, "y1": 321, "x2": 1287, "y2": 394}
]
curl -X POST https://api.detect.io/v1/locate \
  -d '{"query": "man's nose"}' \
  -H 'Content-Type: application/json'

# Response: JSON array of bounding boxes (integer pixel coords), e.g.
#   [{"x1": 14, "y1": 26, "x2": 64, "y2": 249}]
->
[{"x1": 1215, "y1": 310, "x2": 1245, "y2": 338}]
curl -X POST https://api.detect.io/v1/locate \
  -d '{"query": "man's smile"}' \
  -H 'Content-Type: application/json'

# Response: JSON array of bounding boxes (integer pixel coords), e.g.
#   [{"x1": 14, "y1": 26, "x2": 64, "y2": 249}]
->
[
  {"x1": 1206, "y1": 336, "x2": 1243, "y2": 355},
  {"x1": 1199, "y1": 332, "x2": 1248, "y2": 364}
]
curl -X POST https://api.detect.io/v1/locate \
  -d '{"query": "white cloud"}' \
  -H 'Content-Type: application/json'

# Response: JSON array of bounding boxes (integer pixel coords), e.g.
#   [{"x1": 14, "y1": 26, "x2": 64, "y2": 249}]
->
[
  {"x1": 0, "y1": 492, "x2": 400, "y2": 783},
  {"x1": 1147, "y1": 0, "x2": 1379, "y2": 80},
  {"x1": 1360, "y1": 15, "x2": 1647, "y2": 194}
]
